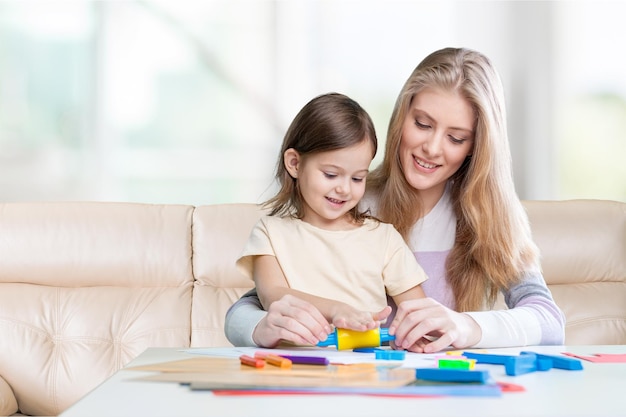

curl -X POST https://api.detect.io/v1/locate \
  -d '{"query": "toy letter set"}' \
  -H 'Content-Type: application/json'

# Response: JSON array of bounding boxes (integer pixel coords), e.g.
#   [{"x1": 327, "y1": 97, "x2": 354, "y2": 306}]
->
[{"x1": 128, "y1": 328, "x2": 586, "y2": 397}]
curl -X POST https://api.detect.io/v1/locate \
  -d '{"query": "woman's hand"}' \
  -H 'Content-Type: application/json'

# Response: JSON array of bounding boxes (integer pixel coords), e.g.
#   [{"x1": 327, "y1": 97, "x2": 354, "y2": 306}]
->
[
  {"x1": 252, "y1": 294, "x2": 332, "y2": 348},
  {"x1": 388, "y1": 298, "x2": 482, "y2": 353}
]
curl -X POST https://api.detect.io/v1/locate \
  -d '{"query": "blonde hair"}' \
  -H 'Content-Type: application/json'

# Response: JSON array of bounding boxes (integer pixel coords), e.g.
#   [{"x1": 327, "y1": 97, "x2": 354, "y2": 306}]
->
[{"x1": 368, "y1": 47, "x2": 539, "y2": 311}]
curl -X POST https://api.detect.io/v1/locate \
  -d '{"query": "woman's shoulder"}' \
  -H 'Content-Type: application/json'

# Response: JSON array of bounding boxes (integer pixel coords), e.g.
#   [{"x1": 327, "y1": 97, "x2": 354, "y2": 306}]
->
[
  {"x1": 362, "y1": 218, "x2": 405, "y2": 240},
  {"x1": 359, "y1": 193, "x2": 379, "y2": 216}
]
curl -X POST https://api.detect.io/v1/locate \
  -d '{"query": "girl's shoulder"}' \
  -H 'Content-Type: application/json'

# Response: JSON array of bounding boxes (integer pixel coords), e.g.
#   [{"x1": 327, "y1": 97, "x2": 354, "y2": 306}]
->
[{"x1": 260, "y1": 214, "x2": 300, "y2": 227}]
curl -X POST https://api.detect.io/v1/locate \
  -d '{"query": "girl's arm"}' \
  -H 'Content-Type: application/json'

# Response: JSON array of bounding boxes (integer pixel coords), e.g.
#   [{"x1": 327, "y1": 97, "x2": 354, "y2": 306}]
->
[
  {"x1": 252, "y1": 254, "x2": 291, "y2": 309},
  {"x1": 390, "y1": 284, "x2": 427, "y2": 306},
  {"x1": 253, "y1": 255, "x2": 387, "y2": 331}
]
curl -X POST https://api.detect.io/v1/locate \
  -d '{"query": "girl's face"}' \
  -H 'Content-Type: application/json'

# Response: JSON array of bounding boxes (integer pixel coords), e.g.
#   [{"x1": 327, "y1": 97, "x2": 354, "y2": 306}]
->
[
  {"x1": 399, "y1": 87, "x2": 475, "y2": 209},
  {"x1": 284, "y1": 139, "x2": 374, "y2": 230}
]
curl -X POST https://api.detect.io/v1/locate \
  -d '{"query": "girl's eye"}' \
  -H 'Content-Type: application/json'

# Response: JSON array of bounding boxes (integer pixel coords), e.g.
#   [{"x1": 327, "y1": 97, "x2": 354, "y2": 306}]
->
[
  {"x1": 352, "y1": 177, "x2": 364, "y2": 183},
  {"x1": 323, "y1": 172, "x2": 337, "y2": 179}
]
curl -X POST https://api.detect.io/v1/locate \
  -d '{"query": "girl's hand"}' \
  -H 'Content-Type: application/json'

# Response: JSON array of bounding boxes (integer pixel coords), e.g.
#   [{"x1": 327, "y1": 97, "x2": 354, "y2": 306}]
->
[
  {"x1": 388, "y1": 298, "x2": 481, "y2": 353},
  {"x1": 330, "y1": 304, "x2": 392, "y2": 332},
  {"x1": 252, "y1": 294, "x2": 332, "y2": 347}
]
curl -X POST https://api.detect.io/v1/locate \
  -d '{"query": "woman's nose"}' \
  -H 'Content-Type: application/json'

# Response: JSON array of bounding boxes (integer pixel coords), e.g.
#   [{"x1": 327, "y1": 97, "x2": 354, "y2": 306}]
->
[{"x1": 422, "y1": 131, "x2": 443, "y2": 156}]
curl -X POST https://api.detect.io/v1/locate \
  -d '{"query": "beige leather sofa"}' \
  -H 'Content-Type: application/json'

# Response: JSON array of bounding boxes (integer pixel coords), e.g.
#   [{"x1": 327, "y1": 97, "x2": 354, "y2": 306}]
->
[{"x1": 0, "y1": 199, "x2": 624, "y2": 416}]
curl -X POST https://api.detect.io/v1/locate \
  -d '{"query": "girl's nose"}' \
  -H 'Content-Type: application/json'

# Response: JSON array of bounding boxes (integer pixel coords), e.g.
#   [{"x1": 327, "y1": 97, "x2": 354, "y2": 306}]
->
[{"x1": 335, "y1": 178, "x2": 350, "y2": 195}]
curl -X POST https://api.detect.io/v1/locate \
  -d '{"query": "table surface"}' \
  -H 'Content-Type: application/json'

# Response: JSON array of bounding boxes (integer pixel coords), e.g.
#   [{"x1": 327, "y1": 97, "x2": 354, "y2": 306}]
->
[{"x1": 60, "y1": 345, "x2": 626, "y2": 417}]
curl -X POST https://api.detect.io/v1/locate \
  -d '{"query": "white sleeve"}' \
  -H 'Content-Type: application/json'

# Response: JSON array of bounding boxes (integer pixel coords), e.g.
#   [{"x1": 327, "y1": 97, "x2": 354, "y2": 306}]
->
[
  {"x1": 466, "y1": 307, "x2": 542, "y2": 347},
  {"x1": 224, "y1": 290, "x2": 266, "y2": 347},
  {"x1": 466, "y1": 271, "x2": 565, "y2": 347}
]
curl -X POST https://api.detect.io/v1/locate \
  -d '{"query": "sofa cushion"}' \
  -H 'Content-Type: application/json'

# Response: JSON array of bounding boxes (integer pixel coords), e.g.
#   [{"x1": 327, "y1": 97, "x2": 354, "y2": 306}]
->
[
  {"x1": 523, "y1": 199, "x2": 626, "y2": 344},
  {"x1": 0, "y1": 202, "x2": 195, "y2": 416},
  {"x1": 0, "y1": 374, "x2": 18, "y2": 417},
  {"x1": 191, "y1": 203, "x2": 264, "y2": 347}
]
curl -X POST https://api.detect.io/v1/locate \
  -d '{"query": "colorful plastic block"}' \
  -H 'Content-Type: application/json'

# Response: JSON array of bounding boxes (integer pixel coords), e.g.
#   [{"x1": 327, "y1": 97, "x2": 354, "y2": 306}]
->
[
  {"x1": 438, "y1": 358, "x2": 476, "y2": 370},
  {"x1": 375, "y1": 350, "x2": 406, "y2": 360},
  {"x1": 415, "y1": 368, "x2": 490, "y2": 383},
  {"x1": 520, "y1": 352, "x2": 583, "y2": 371},
  {"x1": 504, "y1": 353, "x2": 537, "y2": 376}
]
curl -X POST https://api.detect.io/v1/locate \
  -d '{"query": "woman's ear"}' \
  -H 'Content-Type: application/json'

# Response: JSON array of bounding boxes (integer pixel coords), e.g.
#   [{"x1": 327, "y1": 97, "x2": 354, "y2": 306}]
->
[{"x1": 283, "y1": 148, "x2": 300, "y2": 178}]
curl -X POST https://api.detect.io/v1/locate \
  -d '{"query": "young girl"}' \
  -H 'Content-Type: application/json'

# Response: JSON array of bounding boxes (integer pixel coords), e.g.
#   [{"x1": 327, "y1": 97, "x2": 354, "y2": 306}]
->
[
  {"x1": 236, "y1": 93, "x2": 427, "y2": 335},
  {"x1": 226, "y1": 49, "x2": 565, "y2": 352}
]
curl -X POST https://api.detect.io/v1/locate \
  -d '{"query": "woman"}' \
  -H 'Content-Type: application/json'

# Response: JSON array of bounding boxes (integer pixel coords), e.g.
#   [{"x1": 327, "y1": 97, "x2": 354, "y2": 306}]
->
[{"x1": 224, "y1": 47, "x2": 565, "y2": 353}]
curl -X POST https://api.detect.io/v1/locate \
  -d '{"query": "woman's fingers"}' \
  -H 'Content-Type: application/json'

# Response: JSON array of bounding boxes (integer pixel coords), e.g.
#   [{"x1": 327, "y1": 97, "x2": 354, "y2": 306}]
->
[
  {"x1": 282, "y1": 295, "x2": 332, "y2": 334},
  {"x1": 389, "y1": 297, "x2": 479, "y2": 353},
  {"x1": 389, "y1": 298, "x2": 436, "y2": 340},
  {"x1": 421, "y1": 333, "x2": 455, "y2": 353},
  {"x1": 397, "y1": 315, "x2": 443, "y2": 350},
  {"x1": 388, "y1": 298, "x2": 435, "y2": 334}
]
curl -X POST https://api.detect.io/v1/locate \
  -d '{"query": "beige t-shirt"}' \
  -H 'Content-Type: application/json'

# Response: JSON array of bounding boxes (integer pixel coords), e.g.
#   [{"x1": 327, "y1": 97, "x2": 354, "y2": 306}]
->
[{"x1": 236, "y1": 216, "x2": 428, "y2": 311}]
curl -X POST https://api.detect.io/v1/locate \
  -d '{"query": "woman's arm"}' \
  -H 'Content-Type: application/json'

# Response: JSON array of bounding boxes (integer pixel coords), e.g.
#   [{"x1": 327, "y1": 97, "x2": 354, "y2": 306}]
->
[
  {"x1": 465, "y1": 271, "x2": 565, "y2": 347},
  {"x1": 224, "y1": 289, "x2": 268, "y2": 346},
  {"x1": 389, "y1": 271, "x2": 565, "y2": 352}
]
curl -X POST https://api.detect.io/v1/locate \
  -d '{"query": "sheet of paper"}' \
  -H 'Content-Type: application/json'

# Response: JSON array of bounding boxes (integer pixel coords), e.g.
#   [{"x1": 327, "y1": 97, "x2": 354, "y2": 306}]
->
[
  {"x1": 562, "y1": 352, "x2": 626, "y2": 363},
  {"x1": 182, "y1": 347, "x2": 437, "y2": 368},
  {"x1": 128, "y1": 356, "x2": 501, "y2": 397}
]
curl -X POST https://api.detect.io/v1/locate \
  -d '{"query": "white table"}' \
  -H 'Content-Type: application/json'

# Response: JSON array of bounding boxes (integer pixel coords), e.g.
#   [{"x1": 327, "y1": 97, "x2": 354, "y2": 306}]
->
[{"x1": 60, "y1": 345, "x2": 626, "y2": 417}]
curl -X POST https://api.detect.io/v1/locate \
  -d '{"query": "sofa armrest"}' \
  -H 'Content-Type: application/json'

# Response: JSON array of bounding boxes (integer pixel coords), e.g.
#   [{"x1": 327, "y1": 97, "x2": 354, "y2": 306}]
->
[{"x1": 0, "y1": 375, "x2": 18, "y2": 417}]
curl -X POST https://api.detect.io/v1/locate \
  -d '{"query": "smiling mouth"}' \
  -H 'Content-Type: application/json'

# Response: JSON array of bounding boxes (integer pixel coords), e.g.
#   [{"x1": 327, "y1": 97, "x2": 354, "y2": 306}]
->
[
  {"x1": 415, "y1": 157, "x2": 439, "y2": 169},
  {"x1": 326, "y1": 197, "x2": 345, "y2": 205}
]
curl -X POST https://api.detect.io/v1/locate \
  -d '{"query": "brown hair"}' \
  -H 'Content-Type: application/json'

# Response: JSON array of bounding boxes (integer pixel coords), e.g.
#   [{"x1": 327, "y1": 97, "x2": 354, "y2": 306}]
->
[
  {"x1": 265, "y1": 92, "x2": 378, "y2": 222},
  {"x1": 368, "y1": 48, "x2": 539, "y2": 311}
]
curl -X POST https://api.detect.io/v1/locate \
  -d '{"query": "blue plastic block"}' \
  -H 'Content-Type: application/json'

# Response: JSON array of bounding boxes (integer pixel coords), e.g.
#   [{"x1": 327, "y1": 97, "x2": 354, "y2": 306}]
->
[
  {"x1": 462, "y1": 351, "x2": 516, "y2": 365},
  {"x1": 375, "y1": 350, "x2": 406, "y2": 360},
  {"x1": 415, "y1": 368, "x2": 490, "y2": 383},
  {"x1": 535, "y1": 357, "x2": 553, "y2": 371},
  {"x1": 464, "y1": 351, "x2": 548, "y2": 376},
  {"x1": 521, "y1": 352, "x2": 583, "y2": 371},
  {"x1": 352, "y1": 347, "x2": 380, "y2": 353},
  {"x1": 504, "y1": 353, "x2": 537, "y2": 376}
]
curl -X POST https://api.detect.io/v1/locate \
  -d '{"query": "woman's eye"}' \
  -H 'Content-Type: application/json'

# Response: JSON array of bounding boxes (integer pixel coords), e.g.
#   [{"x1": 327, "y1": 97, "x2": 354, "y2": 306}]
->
[
  {"x1": 415, "y1": 119, "x2": 430, "y2": 129},
  {"x1": 449, "y1": 135, "x2": 466, "y2": 144}
]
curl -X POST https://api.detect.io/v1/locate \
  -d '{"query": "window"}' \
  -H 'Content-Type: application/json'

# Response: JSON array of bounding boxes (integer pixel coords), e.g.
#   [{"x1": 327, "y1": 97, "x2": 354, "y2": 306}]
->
[{"x1": 0, "y1": 1, "x2": 623, "y2": 205}]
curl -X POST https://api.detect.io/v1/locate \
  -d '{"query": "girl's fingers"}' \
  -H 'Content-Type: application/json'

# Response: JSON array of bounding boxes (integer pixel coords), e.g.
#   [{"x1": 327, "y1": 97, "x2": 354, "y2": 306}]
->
[{"x1": 372, "y1": 305, "x2": 392, "y2": 323}]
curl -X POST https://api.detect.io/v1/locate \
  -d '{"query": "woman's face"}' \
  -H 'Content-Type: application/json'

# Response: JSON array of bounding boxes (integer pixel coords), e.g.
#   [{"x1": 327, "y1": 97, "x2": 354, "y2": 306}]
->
[{"x1": 399, "y1": 87, "x2": 475, "y2": 208}]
